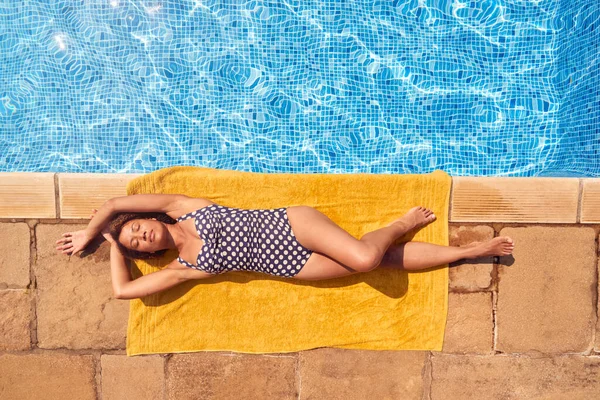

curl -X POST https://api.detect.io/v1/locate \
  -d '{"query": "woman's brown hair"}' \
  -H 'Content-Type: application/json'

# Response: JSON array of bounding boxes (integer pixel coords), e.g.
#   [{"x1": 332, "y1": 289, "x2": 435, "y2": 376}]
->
[{"x1": 108, "y1": 212, "x2": 177, "y2": 260}]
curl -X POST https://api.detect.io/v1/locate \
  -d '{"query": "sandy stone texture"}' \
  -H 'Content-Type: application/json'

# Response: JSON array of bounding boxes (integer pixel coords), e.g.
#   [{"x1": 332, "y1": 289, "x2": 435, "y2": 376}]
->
[
  {"x1": 0, "y1": 289, "x2": 32, "y2": 350},
  {"x1": 34, "y1": 223, "x2": 129, "y2": 350},
  {"x1": 298, "y1": 348, "x2": 428, "y2": 400},
  {"x1": 443, "y1": 292, "x2": 494, "y2": 354},
  {"x1": 448, "y1": 225, "x2": 495, "y2": 291},
  {"x1": 497, "y1": 227, "x2": 596, "y2": 354},
  {"x1": 597, "y1": 237, "x2": 600, "y2": 353},
  {"x1": 0, "y1": 222, "x2": 30, "y2": 287},
  {"x1": 101, "y1": 354, "x2": 164, "y2": 400},
  {"x1": 167, "y1": 352, "x2": 297, "y2": 399},
  {"x1": 0, "y1": 353, "x2": 96, "y2": 400},
  {"x1": 431, "y1": 354, "x2": 600, "y2": 399}
]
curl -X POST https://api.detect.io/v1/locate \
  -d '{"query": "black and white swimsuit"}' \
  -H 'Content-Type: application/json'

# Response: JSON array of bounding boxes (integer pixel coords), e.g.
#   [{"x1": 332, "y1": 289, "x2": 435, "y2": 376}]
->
[{"x1": 176, "y1": 205, "x2": 313, "y2": 278}]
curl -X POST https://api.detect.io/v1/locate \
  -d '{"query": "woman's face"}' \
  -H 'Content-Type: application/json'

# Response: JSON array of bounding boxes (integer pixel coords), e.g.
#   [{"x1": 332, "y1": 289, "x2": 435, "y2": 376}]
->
[{"x1": 118, "y1": 218, "x2": 164, "y2": 252}]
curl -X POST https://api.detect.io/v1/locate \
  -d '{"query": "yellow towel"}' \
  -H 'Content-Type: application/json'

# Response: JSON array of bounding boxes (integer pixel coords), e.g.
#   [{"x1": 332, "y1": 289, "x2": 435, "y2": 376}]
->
[{"x1": 126, "y1": 166, "x2": 451, "y2": 356}]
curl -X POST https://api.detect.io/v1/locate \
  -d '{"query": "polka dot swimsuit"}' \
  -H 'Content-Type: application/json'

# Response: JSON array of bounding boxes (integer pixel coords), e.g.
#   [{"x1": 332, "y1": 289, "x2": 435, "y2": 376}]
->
[{"x1": 176, "y1": 205, "x2": 313, "y2": 277}]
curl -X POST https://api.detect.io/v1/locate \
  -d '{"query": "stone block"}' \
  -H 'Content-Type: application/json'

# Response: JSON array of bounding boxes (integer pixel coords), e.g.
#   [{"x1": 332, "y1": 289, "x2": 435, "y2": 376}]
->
[
  {"x1": 451, "y1": 177, "x2": 579, "y2": 223},
  {"x1": 167, "y1": 353, "x2": 297, "y2": 399},
  {"x1": 0, "y1": 289, "x2": 32, "y2": 350},
  {"x1": 299, "y1": 348, "x2": 428, "y2": 399},
  {"x1": 35, "y1": 223, "x2": 129, "y2": 350},
  {"x1": 0, "y1": 222, "x2": 30, "y2": 288},
  {"x1": 443, "y1": 292, "x2": 493, "y2": 354},
  {"x1": 497, "y1": 227, "x2": 596, "y2": 354},
  {"x1": 431, "y1": 354, "x2": 600, "y2": 399},
  {"x1": 58, "y1": 173, "x2": 140, "y2": 219},
  {"x1": 0, "y1": 353, "x2": 95, "y2": 400},
  {"x1": 0, "y1": 172, "x2": 56, "y2": 218},
  {"x1": 597, "y1": 250, "x2": 600, "y2": 353},
  {"x1": 101, "y1": 354, "x2": 164, "y2": 400},
  {"x1": 448, "y1": 225, "x2": 494, "y2": 291},
  {"x1": 581, "y1": 178, "x2": 600, "y2": 223}
]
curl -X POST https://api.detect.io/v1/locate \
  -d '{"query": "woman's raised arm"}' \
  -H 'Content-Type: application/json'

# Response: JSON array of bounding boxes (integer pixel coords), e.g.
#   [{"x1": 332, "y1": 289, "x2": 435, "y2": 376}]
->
[
  {"x1": 84, "y1": 200, "x2": 115, "y2": 240},
  {"x1": 107, "y1": 194, "x2": 188, "y2": 214},
  {"x1": 56, "y1": 194, "x2": 190, "y2": 257},
  {"x1": 85, "y1": 194, "x2": 187, "y2": 239}
]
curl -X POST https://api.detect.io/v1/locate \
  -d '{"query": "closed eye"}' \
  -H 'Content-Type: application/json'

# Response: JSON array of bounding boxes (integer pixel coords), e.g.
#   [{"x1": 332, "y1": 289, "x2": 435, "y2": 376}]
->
[{"x1": 131, "y1": 223, "x2": 139, "y2": 248}]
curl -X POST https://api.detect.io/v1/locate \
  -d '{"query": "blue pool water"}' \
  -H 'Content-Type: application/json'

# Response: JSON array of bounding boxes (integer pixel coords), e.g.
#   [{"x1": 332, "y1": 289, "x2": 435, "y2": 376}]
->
[{"x1": 0, "y1": 0, "x2": 599, "y2": 176}]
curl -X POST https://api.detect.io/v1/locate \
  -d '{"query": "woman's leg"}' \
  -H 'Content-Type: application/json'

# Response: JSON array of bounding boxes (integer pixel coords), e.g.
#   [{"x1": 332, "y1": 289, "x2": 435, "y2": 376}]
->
[
  {"x1": 294, "y1": 237, "x2": 514, "y2": 281},
  {"x1": 288, "y1": 206, "x2": 514, "y2": 281},
  {"x1": 287, "y1": 206, "x2": 432, "y2": 274},
  {"x1": 378, "y1": 241, "x2": 477, "y2": 271}
]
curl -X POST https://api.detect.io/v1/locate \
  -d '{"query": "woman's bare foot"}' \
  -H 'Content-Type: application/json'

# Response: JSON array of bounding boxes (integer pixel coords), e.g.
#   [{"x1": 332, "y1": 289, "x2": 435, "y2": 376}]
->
[
  {"x1": 386, "y1": 206, "x2": 437, "y2": 232},
  {"x1": 464, "y1": 237, "x2": 515, "y2": 259}
]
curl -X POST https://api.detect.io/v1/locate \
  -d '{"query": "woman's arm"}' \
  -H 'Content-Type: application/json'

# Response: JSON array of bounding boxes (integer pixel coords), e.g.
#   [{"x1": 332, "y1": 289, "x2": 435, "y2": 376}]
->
[
  {"x1": 106, "y1": 194, "x2": 188, "y2": 215},
  {"x1": 59, "y1": 195, "x2": 191, "y2": 257},
  {"x1": 110, "y1": 242, "x2": 213, "y2": 299},
  {"x1": 85, "y1": 200, "x2": 115, "y2": 240},
  {"x1": 85, "y1": 194, "x2": 189, "y2": 240},
  {"x1": 110, "y1": 242, "x2": 186, "y2": 299},
  {"x1": 110, "y1": 242, "x2": 132, "y2": 297}
]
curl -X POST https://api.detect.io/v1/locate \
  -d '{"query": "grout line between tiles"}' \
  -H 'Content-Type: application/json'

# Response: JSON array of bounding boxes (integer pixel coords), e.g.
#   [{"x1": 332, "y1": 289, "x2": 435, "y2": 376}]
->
[
  {"x1": 296, "y1": 353, "x2": 302, "y2": 400},
  {"x1": 448, "y1": 178, "x2": 454, "y2": 223},
  {"x1": 163, "y1": 354, "x2": 169, "y2": 400},
  {"x1": 29, "y1": 219, "x2": 38, "y2": 350},
  {"x1": 577, "y1": 178, "x2": 583, "y2": 224},
  {"x1": 96, "y1": 353, "x2": 103, "y2": 400},
  {"x1": 54, "y1": 173, "x2": 60, "y2": 219}
]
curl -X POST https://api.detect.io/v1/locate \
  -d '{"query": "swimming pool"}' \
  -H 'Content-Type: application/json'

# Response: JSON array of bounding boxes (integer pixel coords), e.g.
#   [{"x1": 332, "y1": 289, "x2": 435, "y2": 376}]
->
[{"x1": 0, "y1": 0, "x2": 598, "y2": 176}]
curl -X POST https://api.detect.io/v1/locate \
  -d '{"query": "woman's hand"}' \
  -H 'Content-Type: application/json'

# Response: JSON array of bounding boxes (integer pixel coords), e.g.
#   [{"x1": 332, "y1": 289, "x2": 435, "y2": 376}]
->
[
  {"x1": 55, "y1": 209, "x2": 113, "y2": 255},
  {"x1": 56, "y1": 229, "x2": 93, "y2": 256}
]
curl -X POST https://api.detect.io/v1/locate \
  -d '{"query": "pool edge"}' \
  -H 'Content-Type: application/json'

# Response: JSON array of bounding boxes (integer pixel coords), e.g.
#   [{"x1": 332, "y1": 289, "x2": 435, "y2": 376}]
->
[{"x1": 0, "y1": 172, "x2": 599, "y2": 223}]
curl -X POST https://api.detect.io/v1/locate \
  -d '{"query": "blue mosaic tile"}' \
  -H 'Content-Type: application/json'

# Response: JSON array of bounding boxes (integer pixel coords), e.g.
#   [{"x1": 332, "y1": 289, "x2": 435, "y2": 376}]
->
[{"x1": 0, "y1": 0, "x2": 598, "y2": 176}]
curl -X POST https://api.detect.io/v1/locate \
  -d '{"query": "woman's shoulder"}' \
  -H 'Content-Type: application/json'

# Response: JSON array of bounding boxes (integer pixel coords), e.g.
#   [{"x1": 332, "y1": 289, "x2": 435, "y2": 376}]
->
[{"x1": 165, "y1": 197, "x2": 217, "y2": 221}]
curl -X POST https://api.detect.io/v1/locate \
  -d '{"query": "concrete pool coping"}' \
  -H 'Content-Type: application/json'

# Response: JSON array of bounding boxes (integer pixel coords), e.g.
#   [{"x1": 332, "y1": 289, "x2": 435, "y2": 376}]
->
[{"x1": 0, "y1": 172, "x2": 599, "y2": 223}]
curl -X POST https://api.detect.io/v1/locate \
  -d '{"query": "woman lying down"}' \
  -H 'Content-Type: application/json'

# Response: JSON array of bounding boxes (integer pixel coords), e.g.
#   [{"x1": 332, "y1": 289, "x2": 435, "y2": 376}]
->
[{"x1": 55, "y1": 194, "x2": 514, "y2": 299}]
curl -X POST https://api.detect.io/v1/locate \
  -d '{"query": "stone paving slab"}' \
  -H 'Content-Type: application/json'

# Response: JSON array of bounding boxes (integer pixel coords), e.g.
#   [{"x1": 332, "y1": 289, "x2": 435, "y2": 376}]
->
[
  {"x1": 0, "y1": 289, "x2": 32, "y2": 351},
  {"x1": 101, "y1": 354, "x2": 164, "y2": 400},
  {"x1": 448, "y1": 225, "x2": 494, "y2": 291},
  {"x1": 431, "y1": 354, "x2": 600, "y2": 399},
  {"x1": 597, "y1": 243, "x2": 600, "y2": 353},
  {"x1": 581, "y1": 179, "x2": 600, "y2": 223},
  {"x1": 0, "y1": 222, "x2": 30, "y2": 288},
  {"x1": 442, "y1": 292, "x2": 494, "y2": 354},
  {"x1": 167, "y1": 353, "x2": 297, "y2": 399},
  {"x1": 35, "y1": 223, "x2": 128, "y2": 350},
  {"x1": 58, "y1": 173, "x2": 141, "y2": 219},
  {"x1": 451, "y1": 177, "x2": 579, "y2": 223},
  {"x1": 0, "y1": 172, "x2": 56, "y2": 218},
  {"x1": 298, "y1": 348, "x2": 428, "y2": 399},
  {"x1": 497, "y1": 227, "x2": 597, "y2": 354},
  {"x1": 0, "y1": 353, "x2": 96, "y2": 400}
]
